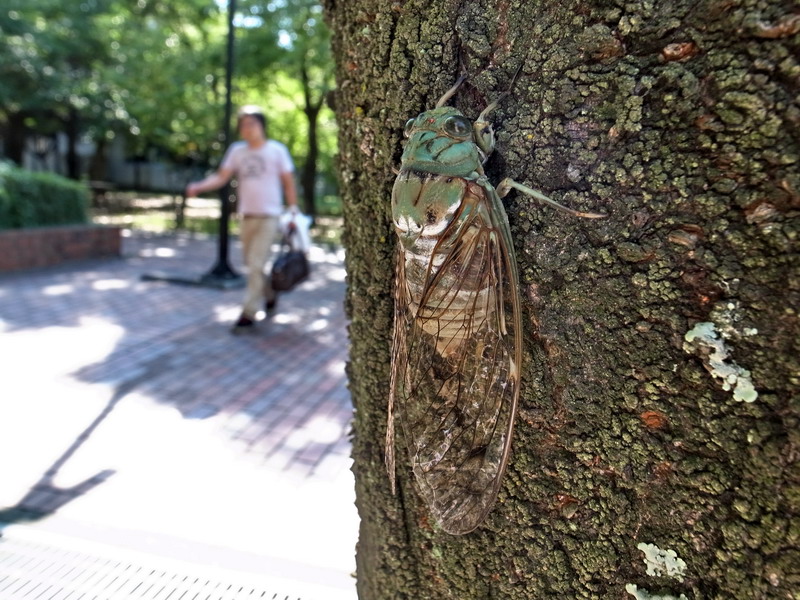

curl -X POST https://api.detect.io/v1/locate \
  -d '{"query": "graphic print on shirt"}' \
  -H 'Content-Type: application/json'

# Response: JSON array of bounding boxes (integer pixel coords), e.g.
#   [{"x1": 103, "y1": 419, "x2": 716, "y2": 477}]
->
[{"x1": 239, "y1": 154, "x2": 268, "y2": 180}]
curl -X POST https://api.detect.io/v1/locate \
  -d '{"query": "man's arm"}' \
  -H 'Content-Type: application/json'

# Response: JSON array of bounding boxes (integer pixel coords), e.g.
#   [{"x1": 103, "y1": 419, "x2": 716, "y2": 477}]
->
[
  {"x1": 281, "y1": 171, "x2": 298, "y2": 210},
  {"x1": 186, "y1": 166, "x2": 235, "y2": 197}
]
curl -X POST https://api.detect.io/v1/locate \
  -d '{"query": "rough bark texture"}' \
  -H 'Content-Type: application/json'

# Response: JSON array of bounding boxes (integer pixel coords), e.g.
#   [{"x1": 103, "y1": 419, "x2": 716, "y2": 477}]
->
[{"x1": 322, "y1": 1, "x2": 799, "y2": 598}]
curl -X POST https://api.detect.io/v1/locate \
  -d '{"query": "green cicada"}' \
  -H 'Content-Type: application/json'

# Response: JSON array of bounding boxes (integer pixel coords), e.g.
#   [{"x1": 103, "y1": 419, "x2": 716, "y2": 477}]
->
[{"x1": 386, "y1": 75, "x2": 604, "y2": 535}]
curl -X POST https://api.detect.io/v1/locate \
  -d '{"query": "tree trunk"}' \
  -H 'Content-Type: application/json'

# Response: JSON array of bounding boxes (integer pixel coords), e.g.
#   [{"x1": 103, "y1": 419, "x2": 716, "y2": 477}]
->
[
  {"x1": 302, "y1": 102, "x2": 321, "y2": 217},
  {"x1": 323, "y1": 1, "x2": 799, "y2": 599},
  {"x1": 3, "y1": 111, "x2": 28, "y2": 165},
  {"x1": 88, "y1": 137, "x2": 108, "y2": 181},
  {"x1": 300, "y1": 59, "x2": 324, "y2": 218},
  {"x1": 65, "y1": 107, "x2": 80, "y2": 180}
]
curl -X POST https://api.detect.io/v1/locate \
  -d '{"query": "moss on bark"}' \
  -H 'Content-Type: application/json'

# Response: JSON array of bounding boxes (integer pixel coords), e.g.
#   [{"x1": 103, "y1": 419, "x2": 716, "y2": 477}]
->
[{"x1": 324, "y1": 0, "x2": 799, "y2": 598}]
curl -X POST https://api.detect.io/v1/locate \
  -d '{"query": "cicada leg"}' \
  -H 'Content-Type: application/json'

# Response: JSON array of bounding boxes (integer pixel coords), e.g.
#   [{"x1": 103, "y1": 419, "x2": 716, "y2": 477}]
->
[{"x1": 496, "y1": 178, "x2": 608, "y2": 219}]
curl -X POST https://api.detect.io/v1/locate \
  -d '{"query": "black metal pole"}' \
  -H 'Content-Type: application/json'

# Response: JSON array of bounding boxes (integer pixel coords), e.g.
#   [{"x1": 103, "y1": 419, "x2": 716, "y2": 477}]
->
[
  {"x1": 203, "y1": 0, "x2": 240, "y2": 283},
  {"x1": 139, "y1": 0, "x2": 245, "y2": 288}
]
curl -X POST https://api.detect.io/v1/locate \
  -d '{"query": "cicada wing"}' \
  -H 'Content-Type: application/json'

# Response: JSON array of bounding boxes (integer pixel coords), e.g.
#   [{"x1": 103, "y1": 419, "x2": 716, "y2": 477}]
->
[
  {"x1": 387, "y1": 247, "x2": 410, "y2": 493},
  {"x1": 397, "y1": 184, "x2": 522, "y2": 534}
]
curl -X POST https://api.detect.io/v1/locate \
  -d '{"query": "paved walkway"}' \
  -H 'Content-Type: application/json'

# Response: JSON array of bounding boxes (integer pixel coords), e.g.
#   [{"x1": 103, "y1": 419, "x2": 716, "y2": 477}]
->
[{"x1": 0, "y1": 230, "x2": 357, "y2": 599}]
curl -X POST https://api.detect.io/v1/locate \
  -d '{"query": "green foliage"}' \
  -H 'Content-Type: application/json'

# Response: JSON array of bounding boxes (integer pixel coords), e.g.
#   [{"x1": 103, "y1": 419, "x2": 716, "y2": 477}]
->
[
  {"x1": 0, "y1": 0, "x2": 230, "y2": 160},
  {"x1": 97, "y1": 1, "x2": 230, "y2": 159},
  {"x1": 0, "y1": 0, "x2": 138, "y2": 134},
  {"x1": 0, "y1": 0, "x2": 338, "y2": 195},
  {"x1": 236, "y1": 70, "x2": 336, "y2": 169},
  {"x1": 236, "y1": 0, "x2": 338, "y2": 207},
  {"x1": 316, "y1": 194, "x2": 342, "y2": 217},
  {"x1": 0, "y1": 162, "x2": 88, "y2": 229}
]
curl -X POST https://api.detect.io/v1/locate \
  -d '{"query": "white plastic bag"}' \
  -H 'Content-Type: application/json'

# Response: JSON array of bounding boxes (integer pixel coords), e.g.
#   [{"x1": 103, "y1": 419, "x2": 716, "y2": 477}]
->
[{"x1": 278, "y1": 209, "x2": 312, "y2": 253}]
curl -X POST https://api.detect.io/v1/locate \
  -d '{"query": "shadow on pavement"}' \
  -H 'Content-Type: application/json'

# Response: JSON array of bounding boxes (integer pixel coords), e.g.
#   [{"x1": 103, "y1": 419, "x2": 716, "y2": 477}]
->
[{"x1": 0, "y1": 231, "x2": 357, "y2": 593}]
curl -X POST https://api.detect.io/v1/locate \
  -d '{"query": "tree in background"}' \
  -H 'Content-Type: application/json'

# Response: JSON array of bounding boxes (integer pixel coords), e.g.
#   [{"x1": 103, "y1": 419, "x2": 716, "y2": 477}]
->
[
  {"x1": 0, "y1": 0, "x2": 227, "y2": 178},
  {"x1": 323, "y1": 0, "x2": 798, "y2": 598},
  {"x1": 238, "y1": 0, "x2": 335, "y2": 216},
  {"x1": 104, "y1": 0, "x2": 230, "y2": 166},
  {"x1": 0, "y1": 0, "x2": 337, "y2": 206},
  {"x1": 0, "y1": 0, "x2": 116, "y2": 177}
]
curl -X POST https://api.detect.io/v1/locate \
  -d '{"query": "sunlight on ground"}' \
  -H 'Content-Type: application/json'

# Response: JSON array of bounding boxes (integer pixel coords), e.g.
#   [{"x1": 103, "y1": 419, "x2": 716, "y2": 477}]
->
[
  {"x1": 139, "y1": 246, "x2": 177, "y2": 258},
  {"x1": 0, "y1": 317, "x2": 124, "y2": 506},
  {"x1": 274, "y1": 312, "x2": 301, "y2": 325},
  {"x1": 327, "y1": 360, "x2": 347, "y2": 375},
  {"x1": 0, "y1": 316, "x2": 124, "y2": 376},
  {"x1": 44, "y1": 392, "x2": 358, "y2": 577},
  {"x1": 283, "y1": 415, "x2": 348, "y2": 448},
  {"x1": 0, "y1": 379, "x2": 115, "y2": 509},
  {"x1": 328, "y1": 267, "x2": 348, "y2": 281},
  {"x1": 306, "y1": 318, "x2": 329, "y2": 332},
  {"x1": 0, "y1": 232, "x2": 357, "y2": 598},
  {"x1": 213, "y1": 305, "x2": 242, "y2": 322},
  {"x1": 2, "y1": 362, "x2": 357, "y2": 590},
  {"x1": 42, "y1": 283, "x2": 75, "y2": 296},
  {"x1": 91, "y1": 278, "x2": 130, "y2": 291}
]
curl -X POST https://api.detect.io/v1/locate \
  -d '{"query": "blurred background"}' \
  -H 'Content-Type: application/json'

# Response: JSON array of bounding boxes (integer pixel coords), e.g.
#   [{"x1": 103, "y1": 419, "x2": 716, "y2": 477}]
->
[{"x1": 0, "y1": 0, "x2": 340, "y2": 242}]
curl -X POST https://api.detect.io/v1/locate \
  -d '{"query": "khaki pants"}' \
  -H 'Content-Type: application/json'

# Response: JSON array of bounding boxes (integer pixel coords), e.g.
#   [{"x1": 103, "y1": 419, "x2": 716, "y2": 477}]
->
[{"x1": 240, "y1": 215, "x2": 280, "y2": 318}]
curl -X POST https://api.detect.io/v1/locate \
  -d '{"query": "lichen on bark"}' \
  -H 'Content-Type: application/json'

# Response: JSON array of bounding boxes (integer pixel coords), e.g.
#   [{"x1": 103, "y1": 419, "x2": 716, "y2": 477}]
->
[{"x1": 323, "y1": 0, "x2": 799, "y2": 598}]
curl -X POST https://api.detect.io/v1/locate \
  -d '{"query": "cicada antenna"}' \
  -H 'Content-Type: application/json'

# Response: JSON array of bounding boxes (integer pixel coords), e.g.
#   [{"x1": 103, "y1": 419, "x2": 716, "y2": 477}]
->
[
  {"x1": 477, "y1": 63, "x2": 524, "y2": 121},
  {"x1": 435, "y1": 51, "x2": 471, "y2": 108},
  {"x1": 435, "y1": 73, "x2": 468, "y2": 108}
]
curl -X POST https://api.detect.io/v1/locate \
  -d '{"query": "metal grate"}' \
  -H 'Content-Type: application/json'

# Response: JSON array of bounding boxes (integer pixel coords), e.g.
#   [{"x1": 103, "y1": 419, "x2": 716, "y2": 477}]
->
[{"x1": 0, "y1": 534, "x2": 304, "y2": 600}]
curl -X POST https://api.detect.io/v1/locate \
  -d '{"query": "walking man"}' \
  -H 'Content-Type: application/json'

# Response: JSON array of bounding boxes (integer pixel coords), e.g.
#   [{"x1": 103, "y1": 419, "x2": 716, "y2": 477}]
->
[{"x1": 186, "y1": 106, "x2": 298, "y2": 333}]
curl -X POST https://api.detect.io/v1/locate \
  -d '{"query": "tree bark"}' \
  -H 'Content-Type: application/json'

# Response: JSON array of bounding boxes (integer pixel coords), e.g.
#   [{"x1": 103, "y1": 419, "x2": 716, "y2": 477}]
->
[{"x1": 323, "y1": 1, "x2": 799, "y2": 598}]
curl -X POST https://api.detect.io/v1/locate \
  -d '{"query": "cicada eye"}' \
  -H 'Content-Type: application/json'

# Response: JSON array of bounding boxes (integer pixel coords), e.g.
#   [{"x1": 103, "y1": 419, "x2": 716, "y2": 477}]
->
[
  {"x1": 403, "y1": 118, "x2": 416, "y2": 138},
  {"x1": 443, "y1": 115, "x2": 472, "y2": 137}
]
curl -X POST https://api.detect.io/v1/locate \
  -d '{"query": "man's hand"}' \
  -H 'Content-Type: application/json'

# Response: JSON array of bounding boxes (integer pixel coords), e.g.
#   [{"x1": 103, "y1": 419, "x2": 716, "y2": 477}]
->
[{"x1": 185, "y1": 168, "x2": 233, "y2": 198}]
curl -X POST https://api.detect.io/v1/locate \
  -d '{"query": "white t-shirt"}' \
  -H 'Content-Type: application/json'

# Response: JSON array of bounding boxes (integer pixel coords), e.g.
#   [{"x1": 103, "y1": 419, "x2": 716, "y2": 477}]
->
[{"x1": 221, "y1": 140, "x2": 295, "y2": 216}]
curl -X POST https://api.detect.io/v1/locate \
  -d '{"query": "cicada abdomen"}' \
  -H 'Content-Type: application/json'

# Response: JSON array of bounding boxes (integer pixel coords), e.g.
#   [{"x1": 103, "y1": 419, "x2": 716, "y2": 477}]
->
[{"x1": 387, "y1": 87, "x2": 523, "y2": 535}]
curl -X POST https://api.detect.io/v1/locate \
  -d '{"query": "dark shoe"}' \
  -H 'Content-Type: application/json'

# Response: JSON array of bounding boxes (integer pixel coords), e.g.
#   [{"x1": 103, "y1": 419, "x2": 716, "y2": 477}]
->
[
  {"x1": 265, "y1": 296, "x2": 278, "y2": 317},
  {"x1": 231, "y1": 314, "x2": 255, "y2": 334}
]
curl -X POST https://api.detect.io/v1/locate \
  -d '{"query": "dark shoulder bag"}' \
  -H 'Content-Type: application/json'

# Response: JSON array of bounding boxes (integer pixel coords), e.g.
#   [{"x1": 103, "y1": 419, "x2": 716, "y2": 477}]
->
[{"x1": 271, "y1": 229, "x2": 310, "y2": 292}]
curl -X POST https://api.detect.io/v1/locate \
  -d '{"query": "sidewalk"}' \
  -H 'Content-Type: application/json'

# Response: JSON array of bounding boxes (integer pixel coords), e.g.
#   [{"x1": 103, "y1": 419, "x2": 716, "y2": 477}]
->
[{"x1": 0, "y1": 230, "x2": 357, "y2": 599}]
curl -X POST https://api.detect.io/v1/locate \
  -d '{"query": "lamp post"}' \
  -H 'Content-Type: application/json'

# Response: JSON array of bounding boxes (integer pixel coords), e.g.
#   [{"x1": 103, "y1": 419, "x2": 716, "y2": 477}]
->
[
  {"x1": 201, "y1": 0, "x2": 242, "y2": 286},
  {"x1": 142, "y1": 0, "x2": 244, "y2": 289}
]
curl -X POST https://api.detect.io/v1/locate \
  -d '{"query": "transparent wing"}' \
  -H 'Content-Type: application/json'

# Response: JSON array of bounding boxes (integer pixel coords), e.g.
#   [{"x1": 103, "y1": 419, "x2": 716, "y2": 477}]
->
[
  {"x1": 386, "y1": 248, "x2": 408, "y2": 494},
  {"x1": 394, "y1": 183, "x2": 521, "y2": 534}
]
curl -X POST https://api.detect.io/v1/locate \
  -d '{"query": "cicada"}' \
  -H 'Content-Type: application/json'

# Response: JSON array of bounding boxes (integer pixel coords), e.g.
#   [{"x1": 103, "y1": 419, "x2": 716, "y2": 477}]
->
[{"x1": 386, "y1": 75, "x2": 604, "y2": 535}]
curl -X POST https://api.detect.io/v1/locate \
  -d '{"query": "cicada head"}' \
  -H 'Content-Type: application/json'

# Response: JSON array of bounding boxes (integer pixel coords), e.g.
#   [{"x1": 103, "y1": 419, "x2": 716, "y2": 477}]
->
[{"x1": 400, "y1": 107, "x2": 484, "y2": 177}]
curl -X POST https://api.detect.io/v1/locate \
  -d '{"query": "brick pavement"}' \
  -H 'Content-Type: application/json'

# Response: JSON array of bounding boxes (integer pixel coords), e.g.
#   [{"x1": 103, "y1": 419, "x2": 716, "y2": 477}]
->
[{"x1": 0, "y1": 230, "x2": 357, "y2": 599}]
